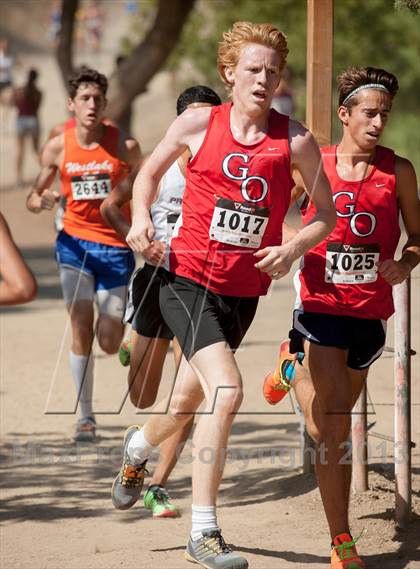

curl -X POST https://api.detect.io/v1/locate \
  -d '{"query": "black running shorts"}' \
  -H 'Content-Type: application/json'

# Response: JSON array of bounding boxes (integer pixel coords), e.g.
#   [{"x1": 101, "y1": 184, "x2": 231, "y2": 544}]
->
[
  {"x1": 124, "y1": 263, "x2": 174, "y2": 340},
  {"x1": 159, "y1": 271, "x2": 259, "y2": 360},
  {"x1": 289, "y1": 310, "x2": 386, "y2": 370}
]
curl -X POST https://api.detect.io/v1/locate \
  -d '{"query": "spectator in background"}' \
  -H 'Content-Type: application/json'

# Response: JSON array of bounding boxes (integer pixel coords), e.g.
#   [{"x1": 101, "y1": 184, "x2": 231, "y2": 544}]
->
[
  {"x1": 0, "y1": 38, "x2": 15, "y2": 113},
  {"x1": 0, "y1": 39, "x2": 14, "y2": 95},
  {"x1": 125, "y1": 1, "x2": 138, "y2": 16},
  {"x1": 14, "y1": 69, "x2": 43, "y2": 186},
  {"x1": 48, "y1": 0, "x2": 62, "y2": 48},
  {"x1": 84, "y1": 0, "x2": 103, "y2": 52},
  {"x1": 271, "y1": 65, "x2": 294, "y2": 117},
  {"x1": 0, "y1": 211, "x2": 37, "y2": 306}
]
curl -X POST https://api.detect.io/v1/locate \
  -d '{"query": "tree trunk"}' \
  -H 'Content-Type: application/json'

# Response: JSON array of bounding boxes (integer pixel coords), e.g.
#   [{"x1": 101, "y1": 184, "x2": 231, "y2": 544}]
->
[
  {"x1": 55, "y1": 0, "x2": 195, "y2": 127},
  {"x1": 106, "y1": 0, "x2": 196, "y2": 123},
  {"x1": 56, "y1": 0, "x2": 79, "y2": 90}
]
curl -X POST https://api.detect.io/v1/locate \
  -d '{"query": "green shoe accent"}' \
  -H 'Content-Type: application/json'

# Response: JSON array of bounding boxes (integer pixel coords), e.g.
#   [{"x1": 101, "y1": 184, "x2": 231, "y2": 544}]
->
[
  {"x1": 144, "y1": 485, "x2": 179, "y2": 518},
  {"x1": 118, "y1": 339, "x2": 132, "y2": 367}
]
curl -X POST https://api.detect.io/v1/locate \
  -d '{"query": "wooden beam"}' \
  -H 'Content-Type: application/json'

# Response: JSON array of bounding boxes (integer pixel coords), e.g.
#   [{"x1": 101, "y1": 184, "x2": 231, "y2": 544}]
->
[
  {"x1": 301, "y1": 0, "x2": 334, "y2": 476},
  {"x1": 394, "y1": 279, "x2": 412, "y2": 528},
  {"x1": 306, "y1": 0, "x2": 334, "y2": 146}
]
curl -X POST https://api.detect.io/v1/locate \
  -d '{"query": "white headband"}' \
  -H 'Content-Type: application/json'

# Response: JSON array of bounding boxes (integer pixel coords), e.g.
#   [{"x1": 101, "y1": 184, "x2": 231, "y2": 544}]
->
[{"x1": 342, "y1": 83, "x2": 390, "y2": 106}]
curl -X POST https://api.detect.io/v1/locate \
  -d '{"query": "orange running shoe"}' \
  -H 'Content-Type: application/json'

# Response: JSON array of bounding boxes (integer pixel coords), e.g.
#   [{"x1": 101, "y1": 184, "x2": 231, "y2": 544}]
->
[
  {"x1": 331, "y1": 533, "x2": 365, "y2": 569},
  {"x1": 262, "y1": 339, "x2": 304, "y2": 405}
]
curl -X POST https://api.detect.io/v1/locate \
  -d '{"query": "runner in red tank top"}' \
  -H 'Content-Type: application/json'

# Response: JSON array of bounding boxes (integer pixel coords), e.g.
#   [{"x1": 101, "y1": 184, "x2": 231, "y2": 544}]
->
[
  {"x1": 26, "y1": 67, "x2": 142, "y2": 443},
  {"x1": 112, "y1": 22, "x2": 335, "y2": 569},
  {"x1": 103, "y1": 85, "x2": 222, "y2": 519},
  {"x1": 263, "y1": 67, "x2": 420, "y2": 568}
]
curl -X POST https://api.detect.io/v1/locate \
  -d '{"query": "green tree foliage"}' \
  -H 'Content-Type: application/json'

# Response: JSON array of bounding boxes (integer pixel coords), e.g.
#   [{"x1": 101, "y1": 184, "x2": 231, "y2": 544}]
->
[
  {"x1": 167, "y1": 0, "x2": 419, "y2": 170},
  {"x1": 394, "y1": 0, "x2": 420, "y2": 15}
]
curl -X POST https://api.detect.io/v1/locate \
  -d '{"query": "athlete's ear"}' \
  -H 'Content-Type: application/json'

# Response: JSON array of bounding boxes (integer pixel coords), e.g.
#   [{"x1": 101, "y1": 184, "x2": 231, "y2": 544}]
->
[
  {"x1": 224, "y1": 66, "x2": 235, "y2": 86},
  {"x1": 67, "y1": 97, "x2": 75, "y2": 113},
  {"x1": 337, "y1": 105, "x2": 349, "y2": 126}
]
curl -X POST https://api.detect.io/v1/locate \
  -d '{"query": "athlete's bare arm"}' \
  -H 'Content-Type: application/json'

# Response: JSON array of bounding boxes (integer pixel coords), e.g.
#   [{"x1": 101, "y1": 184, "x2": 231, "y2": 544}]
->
[
  {"x1": 0, "y1": 212, "x2": 37, "y2": 305},
  {"x1": 100, "y1": 136, "x2": 142, "y2": 239},
  {"x1": 26, "y1": 135, "x2": 63, "y2": 213},
  {"x1": 379, "y1": 156, "x2": 420, "y2": 285},
  {"x1": 255, "y1": 121, "x2": 336, "y2": 279},
  {"x1": 289, "y1": 168, "x2": 306, "y2": 206},
  {"x1": 281, "y1": 169, "x2": 306, "y2": 244},
  {"x1": 127, "y1": 107, "x2": 211, "y2": 254}
]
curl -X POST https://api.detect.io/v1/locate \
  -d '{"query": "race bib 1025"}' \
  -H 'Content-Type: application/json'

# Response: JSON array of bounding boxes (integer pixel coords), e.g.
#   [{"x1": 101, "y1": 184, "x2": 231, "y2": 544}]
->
[{"x1": 325, "y1": 242, "x2": 380, "y2": 284}]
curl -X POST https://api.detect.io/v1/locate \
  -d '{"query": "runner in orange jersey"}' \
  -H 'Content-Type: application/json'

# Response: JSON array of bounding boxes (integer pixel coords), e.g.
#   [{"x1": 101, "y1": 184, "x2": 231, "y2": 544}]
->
[{"x1": 27, "y1": 67, "x2": 142, "y2": 442}]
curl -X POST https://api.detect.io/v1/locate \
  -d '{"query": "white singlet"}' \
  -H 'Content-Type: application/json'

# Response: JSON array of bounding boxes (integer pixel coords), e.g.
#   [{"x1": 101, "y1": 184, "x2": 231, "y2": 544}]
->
[{"x1": 150, "y1": 159, "x2": 185, "y2": 244}]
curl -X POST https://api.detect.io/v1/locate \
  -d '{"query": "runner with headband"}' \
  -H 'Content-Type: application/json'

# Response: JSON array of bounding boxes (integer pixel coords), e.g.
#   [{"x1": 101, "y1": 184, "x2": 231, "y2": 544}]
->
[{"x1": 263, "y1": 66, "x2": 420, "y2": 569}]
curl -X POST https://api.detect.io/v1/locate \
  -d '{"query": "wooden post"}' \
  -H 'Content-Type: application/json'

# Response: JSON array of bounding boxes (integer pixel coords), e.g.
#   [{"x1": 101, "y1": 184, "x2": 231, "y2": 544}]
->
[
  {"x1": 302, "y1": 0, "x2": 333, "y2": 474},
  {"x1": 352, "y1": 383, "x2": 368, "y2": 492},
  {"x1": 306, "y1": 0, "x2": 334, "y2": 146},
  {"x1": 394, "y1": 279, "x2": 412, "y2": 528}
]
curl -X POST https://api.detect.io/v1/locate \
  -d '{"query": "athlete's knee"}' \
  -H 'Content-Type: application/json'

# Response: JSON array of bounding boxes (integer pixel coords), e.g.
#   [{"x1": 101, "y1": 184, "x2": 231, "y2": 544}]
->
[
  {"x1": 97, "y1": 333, "x2": 120, "y2": 354},
  {"x1": 96, "y1": 317, "x2": 123, "y2": 354},
  {"x1": 71, "y1": 325, "x2": 94, "y2": 353},
  {"x1": 129, "y1": 387, "x2": 157, "y2": 410},
  {"x1": 209, "y1": 381, "x2": 244, "y2": 414},
  {"x1": 169, "y1": 391, "x2": 202, "y2": 417},
  {"x1": 130, "y1": 394, "x2": 156, "y2": 409}
]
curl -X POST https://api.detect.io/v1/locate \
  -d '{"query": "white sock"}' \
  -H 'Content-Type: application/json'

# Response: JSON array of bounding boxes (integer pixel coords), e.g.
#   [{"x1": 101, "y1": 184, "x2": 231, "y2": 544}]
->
[
  {"x1": 127, "y1": 427, "x2": 154, "y2": 464},
  {"x1": 69, "y1": 351, "x2": 94, "y2": 420},
  {"x1": 191, "y1": 505, "x2": 219, "y2": 541}
]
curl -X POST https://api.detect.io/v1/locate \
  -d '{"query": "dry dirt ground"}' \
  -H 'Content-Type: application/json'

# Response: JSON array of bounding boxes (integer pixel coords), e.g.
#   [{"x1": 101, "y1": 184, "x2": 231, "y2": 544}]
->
[{"x1": 1, "y1": 16, "x2": 419, "y2": 569}]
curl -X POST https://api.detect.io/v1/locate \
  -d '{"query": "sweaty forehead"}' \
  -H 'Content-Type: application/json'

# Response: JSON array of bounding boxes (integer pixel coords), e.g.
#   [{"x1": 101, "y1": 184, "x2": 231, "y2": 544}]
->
[
  {"x1": 238, "y1": 43, "x2": 280, "y2": 66},
  {"x1": 353, "y1": 89, "x2": 392, "y2": 111}
]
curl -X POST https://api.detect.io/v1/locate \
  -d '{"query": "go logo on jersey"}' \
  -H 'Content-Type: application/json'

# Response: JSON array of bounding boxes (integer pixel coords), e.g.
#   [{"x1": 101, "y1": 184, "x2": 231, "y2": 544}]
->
[
  {"x1": 333, "y1": 191, "x2": 377, "y2": 237},
  {"x1": 222, "y1": 153, "x2": 268, "y2": 203}
]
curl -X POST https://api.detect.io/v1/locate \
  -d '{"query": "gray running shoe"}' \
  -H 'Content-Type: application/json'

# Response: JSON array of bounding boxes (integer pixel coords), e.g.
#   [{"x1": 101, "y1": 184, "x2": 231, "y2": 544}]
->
[
  {"x1": 185, "y1": 529, "x2": 248, "y2": 569},
  {"x1": 111, "y1": 425, "x2": 148, "y2": 510},
  {"x1": 73, "y1": 417, "x2": 96, "y2": 443}
]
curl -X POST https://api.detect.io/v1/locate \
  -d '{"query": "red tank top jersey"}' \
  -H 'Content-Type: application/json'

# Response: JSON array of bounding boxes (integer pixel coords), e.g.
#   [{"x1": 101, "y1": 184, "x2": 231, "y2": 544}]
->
[
  {"x1": 296, "y1": 145, "x2": 400, "y2": 320},
  {"x1": 60, "y1": 124, "x2": 131, "y2": 247},
  {"x1": 169, "y1": 103, "x2": 294, "y2": 297}
]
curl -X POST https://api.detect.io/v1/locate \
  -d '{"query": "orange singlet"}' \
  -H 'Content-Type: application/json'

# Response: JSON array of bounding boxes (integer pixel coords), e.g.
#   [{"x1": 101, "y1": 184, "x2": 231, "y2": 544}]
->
[{"x1": 59, "y1": 124, "x2": 131, "y2": 247}]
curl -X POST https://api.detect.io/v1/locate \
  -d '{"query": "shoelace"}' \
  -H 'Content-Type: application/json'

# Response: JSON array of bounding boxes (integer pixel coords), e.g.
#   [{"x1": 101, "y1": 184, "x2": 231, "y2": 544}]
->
[
  {"x1": 272, "y1": 360, "x2": 293, "y2": 391},
  {"x1": 333, "y1": 530, "x2": 365, "y2": 561},
  {"x1": 122, "y1": 462, "x2": 149, "y2": 488},
  {"x1": 151, "y1": 487, "x2": 170, "y2": 504},
  {"x1": 203, "y1": 531, "x2": 232, "y2": 555}
]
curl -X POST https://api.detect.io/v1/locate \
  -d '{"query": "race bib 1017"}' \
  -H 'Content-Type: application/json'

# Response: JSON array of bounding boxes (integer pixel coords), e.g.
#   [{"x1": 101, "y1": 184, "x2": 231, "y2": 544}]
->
[{"x1": 209, "y1": 197, "x2": 269, "y2": 248}]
